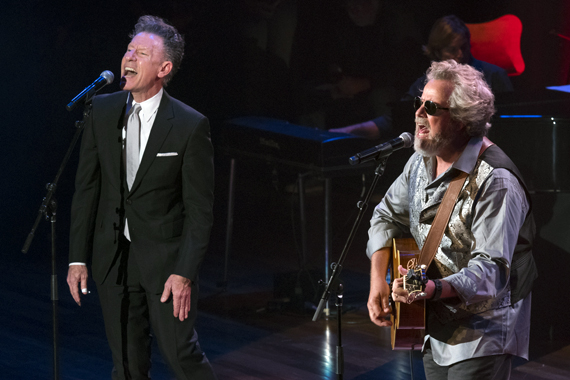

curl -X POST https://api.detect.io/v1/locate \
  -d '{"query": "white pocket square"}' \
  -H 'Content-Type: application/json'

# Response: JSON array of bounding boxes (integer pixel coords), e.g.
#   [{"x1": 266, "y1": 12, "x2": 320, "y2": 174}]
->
[{"x1": 156, "y1": 152, "x2": 178, "y2": 157}]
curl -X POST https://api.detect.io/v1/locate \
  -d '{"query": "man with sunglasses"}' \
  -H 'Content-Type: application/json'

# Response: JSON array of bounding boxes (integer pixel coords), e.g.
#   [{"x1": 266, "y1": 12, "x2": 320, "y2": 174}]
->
[
  {"x1": 366, "y1": 60, "x2": 536, "y2": 379},
  {"x1": 330, "y1": 15, "x2": 512, "y2": 140}
]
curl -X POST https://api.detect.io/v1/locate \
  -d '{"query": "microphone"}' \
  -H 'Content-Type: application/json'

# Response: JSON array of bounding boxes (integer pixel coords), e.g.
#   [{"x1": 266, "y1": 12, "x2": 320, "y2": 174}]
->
[
  {"x1": 66, "y1": 70, "x2": 114, "y2": 111},
  {"x1": 349, "y1": 132, "x2": 414, "y2": 165}
]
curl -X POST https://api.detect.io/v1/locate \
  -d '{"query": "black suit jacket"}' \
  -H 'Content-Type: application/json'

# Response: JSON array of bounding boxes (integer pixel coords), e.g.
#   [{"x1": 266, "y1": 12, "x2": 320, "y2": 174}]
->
[{"x1": 69, "y1": 90, "x2": 214, "y2": 293}]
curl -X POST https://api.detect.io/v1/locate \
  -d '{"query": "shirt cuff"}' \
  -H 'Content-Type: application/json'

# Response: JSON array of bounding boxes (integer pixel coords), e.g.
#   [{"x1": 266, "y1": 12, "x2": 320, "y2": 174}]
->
[{"x1": 69, "y1": 262, "x2": 86, "y2": 266}]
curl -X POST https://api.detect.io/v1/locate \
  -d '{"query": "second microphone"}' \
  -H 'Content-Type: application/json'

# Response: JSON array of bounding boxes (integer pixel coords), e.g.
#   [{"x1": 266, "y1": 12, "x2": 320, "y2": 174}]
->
[{"x1": 349, "y1": 132, "x2": 414, "y2": 165}]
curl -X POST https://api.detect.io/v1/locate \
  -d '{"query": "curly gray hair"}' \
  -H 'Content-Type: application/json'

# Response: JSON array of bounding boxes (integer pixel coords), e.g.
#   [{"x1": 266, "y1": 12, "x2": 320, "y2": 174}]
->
[
  {"x1": 130, "y1": 15, "x2": 184, "y2": 86},
  {"x1": 426, "y1": 60, "x2": 495, "y2": 137}
]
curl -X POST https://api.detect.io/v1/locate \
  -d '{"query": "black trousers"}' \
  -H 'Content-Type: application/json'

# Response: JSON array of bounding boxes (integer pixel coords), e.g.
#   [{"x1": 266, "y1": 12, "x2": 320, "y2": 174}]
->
[
  {"x1": 97, "y1": 237, "x2": 216, "y2": 380},
  {"x1": 423, "y1": 348, "x2": 512, "y2": 380}
]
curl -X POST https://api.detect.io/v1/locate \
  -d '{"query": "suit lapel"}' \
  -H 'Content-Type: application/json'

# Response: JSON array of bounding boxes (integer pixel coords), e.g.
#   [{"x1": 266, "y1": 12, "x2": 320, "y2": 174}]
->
[
  {"x1": 129, "y1": 91, "x2": 174, "y2": 193},
  {"x1": 99, "y1": 92, "x2": 129, "y2": 188}
]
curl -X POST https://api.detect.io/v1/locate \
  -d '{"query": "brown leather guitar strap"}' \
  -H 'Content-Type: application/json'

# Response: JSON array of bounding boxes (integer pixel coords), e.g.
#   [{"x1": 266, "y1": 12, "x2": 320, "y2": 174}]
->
[{"x1": 418, "y1": 137, "x2": 493, "y2": 268}]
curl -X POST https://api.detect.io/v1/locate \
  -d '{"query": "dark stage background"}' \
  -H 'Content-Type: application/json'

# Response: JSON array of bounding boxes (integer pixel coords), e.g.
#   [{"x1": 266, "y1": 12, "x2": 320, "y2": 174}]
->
[{"x1": 2, "y1": 0, "x2": 570, "y2": 379}]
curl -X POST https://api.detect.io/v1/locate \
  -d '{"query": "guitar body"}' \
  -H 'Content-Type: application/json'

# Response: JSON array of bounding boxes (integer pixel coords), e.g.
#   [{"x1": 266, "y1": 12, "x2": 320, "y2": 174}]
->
[{"x1": 391, "y1": 238, "x2": 425, "y2": 350}]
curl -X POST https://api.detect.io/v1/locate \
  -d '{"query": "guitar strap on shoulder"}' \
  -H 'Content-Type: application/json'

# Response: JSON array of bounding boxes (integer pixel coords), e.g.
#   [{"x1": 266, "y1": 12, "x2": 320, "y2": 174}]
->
[
  {"x1": 418, "y1": 137, "x2": 494, "y2": 268},
  {"x1": 417, "y1": 171, "x2": 468, "y2": 268}
]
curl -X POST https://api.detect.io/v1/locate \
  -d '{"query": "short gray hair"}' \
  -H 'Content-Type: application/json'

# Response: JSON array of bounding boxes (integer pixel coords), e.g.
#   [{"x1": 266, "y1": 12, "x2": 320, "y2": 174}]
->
[
  {"x1": 130, "y1": 15, "x2": 184, "y2": 86},
  {"x1": 426, "y1": 60, "x2": 495, "y2": 137}
]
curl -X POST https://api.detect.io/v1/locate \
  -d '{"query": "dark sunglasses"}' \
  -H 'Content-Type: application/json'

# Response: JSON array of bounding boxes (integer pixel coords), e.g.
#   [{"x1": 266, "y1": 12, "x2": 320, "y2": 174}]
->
[{"x1": 414, "y1": 96, "x2": 450, "y2": 115}]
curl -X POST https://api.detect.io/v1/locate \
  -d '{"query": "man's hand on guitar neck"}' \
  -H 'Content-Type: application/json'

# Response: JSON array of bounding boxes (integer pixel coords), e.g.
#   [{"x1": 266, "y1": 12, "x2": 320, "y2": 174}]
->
[
  {"x1": 391, "y1": 265, "x2": 458, "y2": 303},
  {"x1": 392, "y1": 265, "x2": 434, "y2": 303},
  {"x1": 367, "y1": 248, "x2": 460, "y2": 326}
]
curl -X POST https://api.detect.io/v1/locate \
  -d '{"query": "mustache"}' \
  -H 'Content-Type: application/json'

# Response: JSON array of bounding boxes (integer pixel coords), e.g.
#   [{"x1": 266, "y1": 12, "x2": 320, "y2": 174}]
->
[
  {"x1": 415, "y1": 117, "x2": 430, "y2": 129},
  {"x1": 415, "y1": 117, "x2": 429, "y2": 125}
]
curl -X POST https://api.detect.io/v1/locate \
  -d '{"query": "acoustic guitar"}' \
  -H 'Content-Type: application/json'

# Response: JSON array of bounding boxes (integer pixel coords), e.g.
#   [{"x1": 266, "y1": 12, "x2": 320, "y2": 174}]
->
[{"x1": 390, "y1": 238, "x2": 425, "y2": 350}]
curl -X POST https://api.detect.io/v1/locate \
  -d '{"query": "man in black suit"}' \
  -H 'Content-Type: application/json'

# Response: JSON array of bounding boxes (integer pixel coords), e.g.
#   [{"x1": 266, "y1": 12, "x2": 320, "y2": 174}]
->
[{"x1": 67, "y1": 15, "x2": 217, "y2": 379}]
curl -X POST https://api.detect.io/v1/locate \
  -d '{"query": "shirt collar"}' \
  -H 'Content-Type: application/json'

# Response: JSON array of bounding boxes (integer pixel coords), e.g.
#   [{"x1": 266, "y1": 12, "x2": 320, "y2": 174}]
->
[
  {"x1": 126, "y1": 88, "x2": 163, "y2": 123},
  {"x1": 423, "y1": 136, "x2": 482, "y2": 186},
  {"x1": 452, "y1": 136, "x2": 483, "y2": 174}
]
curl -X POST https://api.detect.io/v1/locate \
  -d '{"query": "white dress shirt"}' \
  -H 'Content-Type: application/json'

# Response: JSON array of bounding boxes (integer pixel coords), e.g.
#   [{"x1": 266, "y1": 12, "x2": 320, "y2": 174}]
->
[
  {"x1": 70, "y1": 89, "x2": 164, "y2": 266},
  {"x1": 123, "y1": 89, "x2": 163, "y2": 241}
]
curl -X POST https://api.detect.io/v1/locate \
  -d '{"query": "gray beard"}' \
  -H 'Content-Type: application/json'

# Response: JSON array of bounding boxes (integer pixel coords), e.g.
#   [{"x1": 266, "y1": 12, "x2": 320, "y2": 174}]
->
[
  {"x1": 413, "y1": 118, "x2": 454, "y2": 157},
  {"x1": 414, "y1": 133, "x2": 452, "y2": 157}
]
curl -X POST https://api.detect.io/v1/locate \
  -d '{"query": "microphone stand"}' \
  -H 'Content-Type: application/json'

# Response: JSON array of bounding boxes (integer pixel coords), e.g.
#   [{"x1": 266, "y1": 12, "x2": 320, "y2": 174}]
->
[
  {"x1": 22, "y1": 103, "x2": 92, "y2": 380},
  {"x1": 312, "y1": 156, "x2": 390, "y2": 380}
]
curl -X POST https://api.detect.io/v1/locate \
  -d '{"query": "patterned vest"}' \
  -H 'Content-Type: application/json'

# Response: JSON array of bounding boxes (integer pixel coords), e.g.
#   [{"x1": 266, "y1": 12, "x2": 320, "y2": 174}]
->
[{"x1": 408, "y1": 145, "x2": 537, "y2": 322}]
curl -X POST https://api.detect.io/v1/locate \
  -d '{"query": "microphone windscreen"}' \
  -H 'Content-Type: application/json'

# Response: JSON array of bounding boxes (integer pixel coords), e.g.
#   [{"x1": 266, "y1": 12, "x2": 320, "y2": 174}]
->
[
  {"x1": 400, "y1": 132, "x2": 414, "y2": 148},
  {"x1": 101, "y1": 70, "x2": 114, "y2": 84}
]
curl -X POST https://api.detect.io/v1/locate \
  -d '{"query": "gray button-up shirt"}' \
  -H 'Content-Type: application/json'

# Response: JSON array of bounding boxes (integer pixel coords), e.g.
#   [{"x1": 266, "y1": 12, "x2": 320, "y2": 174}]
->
[{"x1": 367, "y1": 137, "x2": 531, "y2": 365}]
